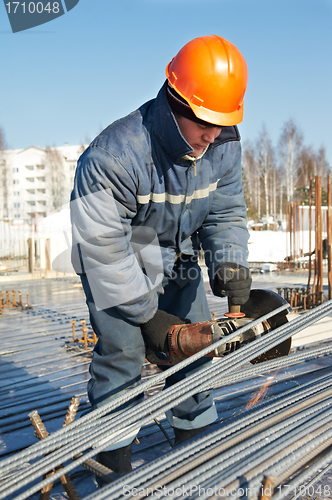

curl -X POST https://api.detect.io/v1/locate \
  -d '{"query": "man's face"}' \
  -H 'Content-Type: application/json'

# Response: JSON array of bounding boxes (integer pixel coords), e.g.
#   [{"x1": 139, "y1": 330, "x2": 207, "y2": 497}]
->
[{"x1": 175, "y1": 114, "x2": 222, "y2": 157}]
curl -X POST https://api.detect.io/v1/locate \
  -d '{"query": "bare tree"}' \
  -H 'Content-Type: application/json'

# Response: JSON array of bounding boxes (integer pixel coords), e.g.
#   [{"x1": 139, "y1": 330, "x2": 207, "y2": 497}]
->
[
  {"x1": 243, "y1": 121, "x2": 331, "y2": 225},
  {"x1": 278, "y1": 168, "x2": 285, "y2": 220},
  {"x1": 316, "y1": 146, "x2": 330, "y2": 178},
  {"x1": 278, "y1": 119, "x2": 303, "y2": 204},
  {"x1": 295, "y1": 144, "x2": 331, "y2": 204},
  {"x1": 256, "y1": 125, "x2": 275, "y2": 222},
  {"x1": 296, "y1": 145, "x2": 330, "y2": 188},
  {"x1": 296, "y1": 146, "x2": 315, "y2": 189},
  {"x1": 243, "y1": 129, "x2": 277, "y2": 224},
  {"x1": 242, "y1": 140, "x2": 262, "y2": 220},
  {"x1": 44, "y1": 146, "x2": 66, "y2": 210}
]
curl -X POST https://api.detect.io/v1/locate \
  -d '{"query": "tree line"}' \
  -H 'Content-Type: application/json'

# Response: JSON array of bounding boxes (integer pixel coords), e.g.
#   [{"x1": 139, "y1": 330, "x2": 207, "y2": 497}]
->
[
  {"x1": 242, "y1": 119, "x2": 331, "y2": 223},
  {"x1": 1, "y1": 121, "x2": 330, "y2": 224}
]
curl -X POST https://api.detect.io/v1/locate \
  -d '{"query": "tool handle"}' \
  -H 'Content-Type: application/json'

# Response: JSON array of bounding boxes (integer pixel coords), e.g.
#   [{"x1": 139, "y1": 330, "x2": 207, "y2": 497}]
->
[
  {"x1": 228, "y1": 298, "x2": 241, "y2": 315},
  {"x1": 224, "y1": 297, "x2": 245, "y2": 318}
]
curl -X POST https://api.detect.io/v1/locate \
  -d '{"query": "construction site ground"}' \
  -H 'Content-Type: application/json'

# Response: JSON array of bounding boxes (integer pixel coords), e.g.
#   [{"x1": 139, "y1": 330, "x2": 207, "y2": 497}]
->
[{"x1": 1, "y1": 267, "x2": 332, "y2": 499}]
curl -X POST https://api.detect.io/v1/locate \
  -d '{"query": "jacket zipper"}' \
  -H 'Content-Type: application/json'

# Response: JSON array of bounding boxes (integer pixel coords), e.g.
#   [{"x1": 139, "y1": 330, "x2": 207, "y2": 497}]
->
[{"x1": 193, "y1": 157, "x2": 197, "y2": 176}]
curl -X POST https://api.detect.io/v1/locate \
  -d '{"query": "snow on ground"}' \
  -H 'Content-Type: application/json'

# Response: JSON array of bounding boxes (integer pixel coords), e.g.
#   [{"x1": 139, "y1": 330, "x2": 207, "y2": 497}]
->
[
  {"x1": 34, "y1": 209, "x2": 314, "y2": 269},
  {"x1": 248, "y1": 230, "x2": 288, "y2": 263},
  {"x1": 248, "y1": 229, "x2": 322, "y2": 263}
]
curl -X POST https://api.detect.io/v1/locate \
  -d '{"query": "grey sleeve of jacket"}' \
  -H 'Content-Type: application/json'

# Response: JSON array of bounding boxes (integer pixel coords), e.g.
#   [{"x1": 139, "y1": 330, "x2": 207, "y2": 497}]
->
[
  {"x1": 197, "y1": 140, "x2": 250, "y2": 289},
  {"x1": 70, "y1": 145, "x2": 159, "y2": 325}
]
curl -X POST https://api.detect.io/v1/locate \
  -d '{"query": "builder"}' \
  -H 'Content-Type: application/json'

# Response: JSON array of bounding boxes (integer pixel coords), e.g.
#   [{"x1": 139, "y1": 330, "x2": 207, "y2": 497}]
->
[{"x1": 71, "y1": 35, "x2": 251, "y2": 478}]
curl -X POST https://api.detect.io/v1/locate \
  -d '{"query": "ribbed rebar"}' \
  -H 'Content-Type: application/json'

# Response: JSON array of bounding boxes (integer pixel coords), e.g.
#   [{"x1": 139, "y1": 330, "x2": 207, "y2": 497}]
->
[
  {"x1": 287, "y1": 450, "x2": 332, "y2": 500},
  {"x1": 135, "y1": 407, "x2": 332, "y2": 500},
  {"x1": 3, "y1": 369, "x2": 331, "y2": 498},
  {"x1": 15, "y1": 377, "x2": 332, "y2": 500},
  {"x1": 212, "y1": 422, "x2": 332, "y2": 497},
  {"x1": 84, "y1": 372, "x2": 332, "y2": 499},
  {"x1": 152, "y1": 422, "x2": 332, "y2": 500},
  {"x1": 271, "y1": 449, "x2": 332, "y2": 500},
  {"x1": 84, "y1": 376, "x2": 332, "y2": 500},
  {"x1": 0, "y1": 303, "x2": 293, "y2": 473},
  {"x1": 2, "y1": 300, "x2": 332, "y2": 499},
  {"x1": 110, "y1": 400, "x2": 332, "y2": 500}
]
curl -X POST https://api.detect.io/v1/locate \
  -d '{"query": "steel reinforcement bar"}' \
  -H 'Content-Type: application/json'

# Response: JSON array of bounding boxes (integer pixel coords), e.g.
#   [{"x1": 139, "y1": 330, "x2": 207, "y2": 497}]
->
[{"x1": 1, "y1": 300, "x2": 332, "y2": 499}]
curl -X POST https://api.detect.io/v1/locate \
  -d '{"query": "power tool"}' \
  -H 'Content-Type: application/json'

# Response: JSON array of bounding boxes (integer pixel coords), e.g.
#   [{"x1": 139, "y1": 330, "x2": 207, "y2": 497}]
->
[{"x1": 146, "y1": 289, "x2": 292, "y2": 366}]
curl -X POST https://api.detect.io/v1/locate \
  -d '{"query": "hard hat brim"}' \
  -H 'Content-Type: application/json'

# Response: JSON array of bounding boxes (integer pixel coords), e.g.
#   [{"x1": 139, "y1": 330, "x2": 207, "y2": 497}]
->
[{"x1": 189, "y1": 101, "x2": 244, "y2": 126}]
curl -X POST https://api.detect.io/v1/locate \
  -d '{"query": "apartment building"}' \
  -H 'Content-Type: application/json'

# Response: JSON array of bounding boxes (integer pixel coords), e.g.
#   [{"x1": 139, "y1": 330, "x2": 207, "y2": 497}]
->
[{"x1": 1, "y1": 143, "x2": 85, "y2": 222}]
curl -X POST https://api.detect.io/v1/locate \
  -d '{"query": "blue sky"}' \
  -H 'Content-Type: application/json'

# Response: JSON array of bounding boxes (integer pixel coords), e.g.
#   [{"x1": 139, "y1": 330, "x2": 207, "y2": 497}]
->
[{"x1": 1, "y1": 0, "x2": 331, "y2": 164}]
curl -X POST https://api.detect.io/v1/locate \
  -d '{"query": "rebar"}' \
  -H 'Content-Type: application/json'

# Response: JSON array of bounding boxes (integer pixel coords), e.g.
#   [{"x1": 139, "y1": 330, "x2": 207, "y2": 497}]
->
[
  {"x1": 86, "y1": 372, "x2": 332, "y2": 500},
  {"x1": 85, "y1": 394, "x2": 332, "y2": 500},
  {"x1": 0, "y1": 302, "x2": 292, "y2": 470},
  {"x1": 272, "y1": 448, "x2": 332, "y2": 500},
  {"x1": 151, "y1": 419, "x2": 332, "y2": 500},
  {"x1": 70, "y1": 320, "x2": 76, "y2": 341},
  {"x1": 5, "y1": 370, "x2": 332, "y2": 499},
  {"x1": 29, "y1": 408, "x2": 81, "y2": 500},
  {"x1": 111, "y1": 399, "x2": 332, "y2": 500},
  {"x1": 2, "y1": 301, "x2": 332, "y2": 499},
  {"x1": 288, "y1": 452, "x2": 332, "y2": 500}
]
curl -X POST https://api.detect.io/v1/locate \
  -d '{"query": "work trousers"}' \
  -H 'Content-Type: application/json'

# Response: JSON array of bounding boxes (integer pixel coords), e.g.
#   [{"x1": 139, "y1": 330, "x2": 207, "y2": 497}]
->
[{"x1": 81, "y1": 261, "x2": 218, "y2": 447}]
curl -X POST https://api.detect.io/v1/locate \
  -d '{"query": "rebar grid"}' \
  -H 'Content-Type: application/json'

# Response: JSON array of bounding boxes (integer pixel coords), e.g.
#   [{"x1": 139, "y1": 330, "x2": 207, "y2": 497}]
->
[
  {"x1": 2, "y1": 342, "x2": 331, "y2": 437},
  {"x1": 182, "y1": 414, "x2": 332, "y2": 500},
  {"x1": 73, "y1": 368, "x2": 332, "y2": 500},
  {"x1": 0, "y1": 308, "x2": 328, "y2": 492},
  {"x1": 1, "y1": 301, "x2": 332, "y2": 499},
  {"x1": 0, "y1": 303, "x2": 292, "y2": 473},
  {"x1": 287, "y1": 450, "x2": 332, "y2": 500},
  {"x1": 6, "y1": 371, "x2": 332, "y2": 500},
  {"x1": 88, "y1": 393, "x2": 332, "y2": 500},
  {"x1": 84, "y1": 406, "x2": 332, "y2": 500}
]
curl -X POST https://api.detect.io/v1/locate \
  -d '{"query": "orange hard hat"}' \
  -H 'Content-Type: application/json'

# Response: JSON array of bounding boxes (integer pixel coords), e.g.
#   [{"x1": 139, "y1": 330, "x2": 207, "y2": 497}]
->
[{"x1": 166, "y1": 35, "x2": 248, "y2": 126}]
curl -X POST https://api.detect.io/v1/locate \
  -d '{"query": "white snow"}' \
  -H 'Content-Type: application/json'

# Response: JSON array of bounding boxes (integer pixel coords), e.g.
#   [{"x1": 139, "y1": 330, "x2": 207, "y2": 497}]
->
[
  {"x1": 248, "y1": 229, "x2": 319, "y2": 263},
  {"x1": 33, "y1": 209, "x2": 318, "y2": 270},
  {"x1": 248, "y1": 230, "x2": 288, "y2": 263}
]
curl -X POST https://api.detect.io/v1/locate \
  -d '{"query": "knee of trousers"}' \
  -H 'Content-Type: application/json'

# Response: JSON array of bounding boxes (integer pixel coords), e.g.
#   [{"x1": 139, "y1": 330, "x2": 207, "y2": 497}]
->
[
  {"x1": 163, "y1": 358, "x2": 217, "y2": 430},
  {"x1": 166, "y1": 400, "x2": 218, "y2": 430},
  {"x1": 85, "y1": 298, "x2": 146, "y2": 409}
]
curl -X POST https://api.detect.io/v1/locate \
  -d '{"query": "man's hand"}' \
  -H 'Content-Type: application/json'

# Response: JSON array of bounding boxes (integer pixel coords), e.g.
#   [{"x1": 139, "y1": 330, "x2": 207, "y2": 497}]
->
[
  {"x1": 213, "y1": 262, "x2": 251, "y2": 305},
  {"x1": 140, "y1": 310, "x2": 189, "y2": 353}
]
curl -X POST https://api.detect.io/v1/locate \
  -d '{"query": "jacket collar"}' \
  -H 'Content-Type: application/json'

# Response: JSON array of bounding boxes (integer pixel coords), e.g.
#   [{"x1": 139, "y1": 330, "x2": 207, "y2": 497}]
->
[{"x1": 151, "y1": 81, "x2": 195, "y2": 162}]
